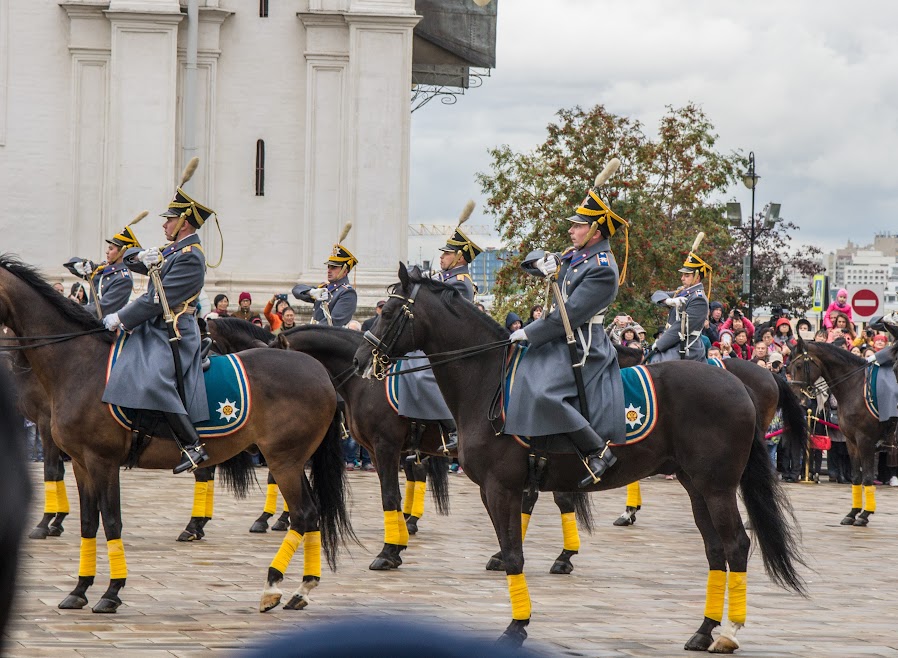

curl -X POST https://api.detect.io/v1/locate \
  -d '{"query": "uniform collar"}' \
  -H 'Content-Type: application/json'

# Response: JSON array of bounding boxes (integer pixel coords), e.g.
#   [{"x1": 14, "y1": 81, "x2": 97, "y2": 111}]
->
[
  {"x1": 676, "y1": 282, "x2": 704, "y2": 297},
  {"x1": 162, "y1": 233, "x2": 201, "y2": 257},
  {"x1": 441, "y1": 264, "x2": 469, "y2": 280},
  {"x1": 326, "y1": 275, "x2": 350, "y2": 292},
  {"x1": 101, "y1": 262, "x2": 127, "y2": 275},
  {"x1": 563, "y1": 238, "x2": 610, "y2": 265}
]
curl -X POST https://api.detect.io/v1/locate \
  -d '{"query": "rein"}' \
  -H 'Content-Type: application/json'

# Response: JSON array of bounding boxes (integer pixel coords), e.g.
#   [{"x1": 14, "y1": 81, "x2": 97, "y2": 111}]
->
[
  {"x1": 0, "y1": 327, "x2": 109, "y2": 351},
  {"x1": 790, "y1": 349, "x2": 868, "y2": 398}
]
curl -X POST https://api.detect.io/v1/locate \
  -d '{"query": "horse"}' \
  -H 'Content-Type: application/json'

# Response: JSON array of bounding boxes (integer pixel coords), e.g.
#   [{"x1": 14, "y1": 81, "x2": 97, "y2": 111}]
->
[
  {"x1": 0, "y1": 255, "x2": 353, "y2": 614},
  {"x1": 207, "y1": 317, "x2": 594, "y2": 574},
  {"x1": 353, "y1": 264, "x2": 807, "y2": 652},
  {"x1": 788, "y1": 336, "x2": 896, "y2": 526},
  {"x1": 610, "y1": 352, "x2": 809, "y2": 526}
]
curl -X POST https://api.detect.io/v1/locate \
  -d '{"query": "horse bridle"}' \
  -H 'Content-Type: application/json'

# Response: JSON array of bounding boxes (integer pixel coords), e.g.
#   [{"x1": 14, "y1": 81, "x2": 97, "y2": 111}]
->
[
  {"x1": 789, "y1": 349, "x2": 827, "y2": 399},
  {"x1": 363, "y1": 283, "x2": 421, "y2": 380}
]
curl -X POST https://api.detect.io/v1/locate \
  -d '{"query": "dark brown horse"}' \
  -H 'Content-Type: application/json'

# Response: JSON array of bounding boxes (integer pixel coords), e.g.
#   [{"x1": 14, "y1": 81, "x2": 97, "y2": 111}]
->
[
  {"x1": 208, "y1": 318, "x2": 594, "y2": 574},
  {"x1": 0, "y1": 255, "x2": 352, "y2": 614},
  {"x1": 353, "y1": 265, "x2": 807, "y2": 652},
  {"x1": 788, "y1": 337, "x2": 895, "y2": 526}
]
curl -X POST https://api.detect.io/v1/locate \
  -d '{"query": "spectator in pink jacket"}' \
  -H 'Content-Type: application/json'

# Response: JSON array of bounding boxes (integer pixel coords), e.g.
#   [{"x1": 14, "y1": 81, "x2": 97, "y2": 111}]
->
[
  {"x1": 823, "y1": 289, "x2": 853, "y2": 329},
  {"x1": 721, "y1": 308, "x2": 756, "y2": 342}
]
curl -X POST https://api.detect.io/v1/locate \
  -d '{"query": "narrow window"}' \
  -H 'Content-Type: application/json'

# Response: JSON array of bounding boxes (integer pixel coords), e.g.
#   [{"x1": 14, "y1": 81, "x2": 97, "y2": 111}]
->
[
  {"x1": 255, "y1": 139, "x2": 265, "y2": 196},
  {"x1": 259, "y1": 0, "x2": 269, "y2": 17}
]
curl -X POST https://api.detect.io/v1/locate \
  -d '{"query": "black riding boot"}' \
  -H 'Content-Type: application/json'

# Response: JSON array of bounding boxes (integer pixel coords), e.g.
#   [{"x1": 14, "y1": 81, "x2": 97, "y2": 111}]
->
[
  {"x1": 165, "y1": 412, "x2": 209, "y2": 474},
  {"x1": 439, "y1": 419, "x2": 458, "y2": 454},
  {"x1": 568, "y1": 426, "x2": 617, "y2": 488}
]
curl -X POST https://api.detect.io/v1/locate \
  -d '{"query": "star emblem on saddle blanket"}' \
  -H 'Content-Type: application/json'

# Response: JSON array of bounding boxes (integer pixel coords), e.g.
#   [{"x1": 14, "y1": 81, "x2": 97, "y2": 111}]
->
[
  {"x1": 624, "y1": 403, "x2": 645, "y2": 429},
  {"x1": 217, "y1": 399, "x2": 240, "y2": 422}
]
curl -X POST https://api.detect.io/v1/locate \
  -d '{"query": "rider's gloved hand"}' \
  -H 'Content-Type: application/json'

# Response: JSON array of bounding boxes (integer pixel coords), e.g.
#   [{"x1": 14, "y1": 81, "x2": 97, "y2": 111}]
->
[
  {"x1": 103, "y1": 313, "x2": 121, "y2": 331},
  {"x1": 866, "y1": 353, "x2": 878, "y2": 364},
  {"x1": 509, "y1": 328, "x2": 528, "y2": 343},
  {"x1": 664, "y1": 296, "x2": 685, "y2": 308},
  {"x1": 309, "y1": 288, "x2": 330, "y2": 302},
  {"x1": 74, "y1": 260, "x2": 95, "y2": 277},
  {"x1": 138, "y1": 247, "x2": 162, "y2": 269},
  {"x1": 536, "y1": 254, "x2": 559, "y2": 277}
]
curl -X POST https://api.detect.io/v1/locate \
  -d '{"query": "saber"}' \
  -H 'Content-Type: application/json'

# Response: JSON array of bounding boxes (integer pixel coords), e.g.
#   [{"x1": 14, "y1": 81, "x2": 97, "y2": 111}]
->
[
  {"x1": 147, "y1": 264, "x2": 187, "y2": 407},
  {"x1": 85, "y1": 266, "x2": 104, "y2": 321},
  {"x1": 547, "y1": 255, "x2": 590, "y2": 422}
]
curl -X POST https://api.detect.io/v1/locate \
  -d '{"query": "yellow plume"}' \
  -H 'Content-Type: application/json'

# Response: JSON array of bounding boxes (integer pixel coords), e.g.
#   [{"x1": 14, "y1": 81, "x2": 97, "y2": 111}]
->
[
  {"x1": 128, "y1": 210, "x2": 149, "y2": 226},
  {"x1": 691, "y1": 232, "x2": 705, "y2": 253},
  {"x1": 338, "y1": 222, "x2": 352, "y2": 244},
  {"x1": 179, "y1": 157, "x2": 200, "y2": 187},
  {"x1": 458, "y1": 200, "x2": 476, "y2": 225},
  {"x1": 593, "y1": 158, "x2": 621, "y2": 187}
]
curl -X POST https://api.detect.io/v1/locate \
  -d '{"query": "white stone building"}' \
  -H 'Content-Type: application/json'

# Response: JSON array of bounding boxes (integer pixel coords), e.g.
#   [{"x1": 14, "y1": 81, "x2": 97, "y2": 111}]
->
[{"x1": 0, "y1": 0, "x2": 496, "y2": 314}]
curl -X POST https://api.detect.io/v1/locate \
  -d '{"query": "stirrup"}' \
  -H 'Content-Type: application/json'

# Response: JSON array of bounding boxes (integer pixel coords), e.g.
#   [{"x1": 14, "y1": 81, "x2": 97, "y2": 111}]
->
[
  {"x1": 579, "y1": 444, "x2": 614, "y2": 487},
  {"x1": 174, "y1": 443, "x2": 208, "y2": 474},
  {"x1": 440, "y1": 428, "x2": 458, "y2": 455}
]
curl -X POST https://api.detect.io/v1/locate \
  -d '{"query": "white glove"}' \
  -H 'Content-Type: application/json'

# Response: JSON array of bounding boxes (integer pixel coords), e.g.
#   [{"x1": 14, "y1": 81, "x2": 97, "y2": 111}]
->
[
  {"x1": 536, "y1": 254, "x2": 559, "y2": 277},
  {"x1": 866, "y1": 353, "x2": 878, "y2": 364},
  {"x1": 509, "y1": 328, "x2": 528, "y2": 343},
  {"x1": 103, "y1": 313, "x2": 121, "y2": 331},
  {"x1": 664, "y1": 296, "x2": 686, "y2": 308},
  {"x1": 309, "y1": 288, "x2": 330, "y2": 302},
  {"x1": 74, "y1": 260, "x2": 93, "y2": 276},
  {"x1": 138, "y1": 248, "x2": 162, "y2": 269}
]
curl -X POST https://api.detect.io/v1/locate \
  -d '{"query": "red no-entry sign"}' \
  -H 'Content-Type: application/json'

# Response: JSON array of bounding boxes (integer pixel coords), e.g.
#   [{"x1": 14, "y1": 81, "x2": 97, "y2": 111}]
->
[{"x1": 847, "y1": 286, "x2": 884, "y2": 322}]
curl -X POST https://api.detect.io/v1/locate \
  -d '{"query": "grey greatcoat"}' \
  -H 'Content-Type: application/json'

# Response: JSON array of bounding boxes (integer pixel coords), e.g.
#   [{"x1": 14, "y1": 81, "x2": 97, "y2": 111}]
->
[
  {"x1": 872, "y1": 347, "x2": 898, "y2": 421},
  {"x1": 102, "y1": 234, "x2": 209, "y2": 423},
  {"x1": 649, "y1": 282, "x2": 709, "y2": 363},
  {"x1": 83, "y1": 263, "x2": 133, "y2": 317},
  {"x1": 397, "y1": 264, "x2": 474, "y2": 420},
  {"x1": 297, "y1": 276, "x2": 358, "y2": 327},
  {"x1": 504, "y1": 239, "x2": 626, "y2": 442}
]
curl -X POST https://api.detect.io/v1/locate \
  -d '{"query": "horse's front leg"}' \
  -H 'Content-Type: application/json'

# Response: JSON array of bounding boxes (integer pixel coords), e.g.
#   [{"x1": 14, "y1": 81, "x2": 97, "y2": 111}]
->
[
  {"x1": 853, "y1": 437, "x2": 877, "y2": 526},
  {"x1": 841, "y1": 439, "x2": 863, "y2": 525},
  {"x1": 369, "y1": 436, "x2": 406, "y2": 570},
  {"x1": 94, "y1": 461, "x2": 127, "y2": 613},
  {"x1": 179, "y1": 465, "x2": 215, "y2": 542},
  {"x1": 58, "y1": 461, "x2": 100, "y2": 610},
  {"x1": 550, "y1": 491, "x2": 580, "y2": 574},
  {"x1": 402, "y1": 456, "x2": 427, "y2": 535}
]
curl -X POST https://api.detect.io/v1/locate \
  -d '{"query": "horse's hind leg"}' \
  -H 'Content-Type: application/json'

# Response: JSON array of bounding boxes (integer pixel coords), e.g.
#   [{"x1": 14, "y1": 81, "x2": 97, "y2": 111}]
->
[
  {"x1": 250, "y1": 470, "x2": 278, "y2": 533},
  {"x1": 31, "y1": 431, "x2": 60, "y2": 539},
  {"x1": 93, "y1": 463, "x2": 127, "y2": 613},
  {"x1": 260, "y1": 467, "x2": 305, "y2": 612},
  {"x1": 58, "y1": 461, "x2": 100, "y2": 610},
  {"x1": 613, "y1": 481, "x2": 642, "y2": 527},
  {"x1": 284, "y1": 474, "x2": 320, "y2": 611},
  {"x1": 369, "y1": 437, "x2": 406, "y2": 571},
  {"x1": 549, "y1": 491, "x2": 579, "y2": 574},
  {"x1": 402, "y1": 456, "x2": 427, "y2": 535},
  {"x1": 842, "y1": 441, "x2": 863, "y2": 525},
  {"x1": 854, "y1": 438, "x2": 877, "y2": 527},
  {"x1": 678, "y1": 473, "x2": 727, "y2": 651},
  {"x1": 179, "y1": 466, "x2": 214, "y2": 542}
]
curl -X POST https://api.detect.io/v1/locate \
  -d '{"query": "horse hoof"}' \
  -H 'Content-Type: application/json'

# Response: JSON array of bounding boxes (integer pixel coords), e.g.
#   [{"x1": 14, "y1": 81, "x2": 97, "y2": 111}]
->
[
  {"x1": 497, "y1": 620, "x2": 528, "y2": 647},
  {"x1": 684, "y1": 632, "x2": 714, "y2": 651},
  {"x1": 91, "y1": 598, "x2": 121, "y2": 614},
  {"x1": 708, "y1": 635, "x2": 739, "y2": 654},
  {"x1": 613, "y1": 514, "x2": 635, "y2": 527},
  {"x1": 47, "y1": 524, "x2": 64, "y2": 537},
  {"x1": 840, "y1": 516, "x2": 857, "y2": 525},
  {"x1": 283, "y1": 595, "x2": 309, "y2": 610},
  {"x1": 58, "y1": 594, "x2": 88, "y2": 610},
  {"x1": 406, "y1": 517, "x2": 419, "y2": 535},
  {"x1": 369, "y1": 556, "x2": 401, "y2": 571},
  {"x1": 259, "y1": 593, "x2": 282, "y2": 613},
  {"x1": 249, "y1": 521, "x2": 269, "y2": 533},
  {"x1": 29, "y1": 526, "x2": 50, "y2": 540},
  {"x1": 485, "y1": 556, "x2": 505, "y2": 571},
  {"x1": 177, "y1": 530, "x2": 200, "y2": 542},
  {"x1": 549, "y1": 559, "x2": 573, "y2": 575},
  {"x1": 854, "y1": 516, "x2": 870, "y2": 527},
  {"x1": 271, "y1": 519, "x2": 289, "y2": 532}
]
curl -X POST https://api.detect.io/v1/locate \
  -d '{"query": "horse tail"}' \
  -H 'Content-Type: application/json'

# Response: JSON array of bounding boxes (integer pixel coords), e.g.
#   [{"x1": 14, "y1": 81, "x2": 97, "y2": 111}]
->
[
  {"x1": 217, "y1": 451, "x2": 257, "y2": 499},
  {"x1": 740, "y1": 387, "x2": 808, "y2": 595},
  {"x1": 571, "y1": 492, "x2": 595, "y2": 535},
  {"x1": 425, "y1": 455, "x2": 451, "y2": 515},
  {"x1": 775, "y1": 374, "x2": 809, "y2": 463},
  {"x1": 309, "y1": 412, "x2": 358, "y2": 571}
]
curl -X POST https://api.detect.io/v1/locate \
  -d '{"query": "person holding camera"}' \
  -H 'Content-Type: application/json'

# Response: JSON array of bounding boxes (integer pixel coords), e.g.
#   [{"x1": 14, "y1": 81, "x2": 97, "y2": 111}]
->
[
  {"x1": 721, "y1": 308, "x2": 755, "y2": 342},
  {"x1": 264, "y1": 294, "x2": 291, "y2": 332},
  {"x1": 826, "y1": 312, "x2": 856, "y2": 346}
]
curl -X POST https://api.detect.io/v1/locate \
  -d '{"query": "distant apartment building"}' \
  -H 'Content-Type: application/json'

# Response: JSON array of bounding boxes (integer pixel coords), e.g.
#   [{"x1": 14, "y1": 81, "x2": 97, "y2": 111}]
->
[{"x1": 823, "y1": 232, "x2": 898, "y2": 306}]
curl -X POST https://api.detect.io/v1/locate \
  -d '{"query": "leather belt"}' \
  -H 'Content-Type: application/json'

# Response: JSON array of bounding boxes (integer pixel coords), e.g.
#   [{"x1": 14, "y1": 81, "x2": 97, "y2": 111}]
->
[{"x1": 171, "y1": 304, "x2": 197, "y2": 316}]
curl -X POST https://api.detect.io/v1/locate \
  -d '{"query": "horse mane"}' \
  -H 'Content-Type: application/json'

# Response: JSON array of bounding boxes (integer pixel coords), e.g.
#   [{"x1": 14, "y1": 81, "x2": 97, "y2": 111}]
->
[
  {"x1": 809, "y1": 339, "x2": 867, "y2": 367},
  {"x1": 282, "y1": 324, "x2": 365, "y2": 345},
  {"x1": 209, "y1": 317, "x2": 275, "y2": 345},
  {"x1": 0, "y1": 254, "x2": 112, "y2": 343},
  {"x1": 404, "y1": 268, "x2": 508, "y2": 340}
]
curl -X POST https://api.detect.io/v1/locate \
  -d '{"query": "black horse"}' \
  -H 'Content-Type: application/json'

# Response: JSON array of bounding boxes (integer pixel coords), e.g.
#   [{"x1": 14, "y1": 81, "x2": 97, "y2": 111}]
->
[
  {"x1": 788, "y1": 336, "x2": 896, "y2": 526},
  {"x1": 354, "y1": 265, "x2": 807, "y2": 652}
]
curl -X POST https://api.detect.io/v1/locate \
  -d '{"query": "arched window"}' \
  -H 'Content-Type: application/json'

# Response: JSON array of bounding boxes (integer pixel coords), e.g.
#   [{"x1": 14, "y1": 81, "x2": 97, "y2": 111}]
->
[
  {"x1": 255, "y1": 139, "x2": 265, "y2": 196},
  {"x1": 259, "y1": 0, "x2": 269, "y2": 18}
]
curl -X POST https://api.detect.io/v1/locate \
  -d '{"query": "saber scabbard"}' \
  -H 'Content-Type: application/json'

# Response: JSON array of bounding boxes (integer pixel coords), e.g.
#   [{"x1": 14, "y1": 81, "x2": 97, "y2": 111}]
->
[
  {"x1": 86, "y1": 270, "x2": 103, "y2": 321},
  {"x1": 148, "y1": 265, "x2": 187, "y2": 407},
  {"x1": 549, "y1": 264, "x2": 590, "y2": 422}
]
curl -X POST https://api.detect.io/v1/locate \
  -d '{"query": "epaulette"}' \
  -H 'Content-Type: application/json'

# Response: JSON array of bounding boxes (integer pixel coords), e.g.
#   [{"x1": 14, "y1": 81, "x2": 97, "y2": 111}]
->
[
  {"x1": 560, "y1": 247, "x2": 576, "y2": 261},
  {"x1": 597, "y1": 252, "x2": 610, "y2": 267},
  {"x1": 456, "y1": 273, "x2": 471, "y2": 282},
  {"x1": 182, "y1": 245, "x2": 192, "y2": 253}
]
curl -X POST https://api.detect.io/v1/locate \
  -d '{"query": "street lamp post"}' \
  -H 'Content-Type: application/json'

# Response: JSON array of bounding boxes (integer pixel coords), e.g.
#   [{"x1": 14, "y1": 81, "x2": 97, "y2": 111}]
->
[{"x1": 743, "y1": 152, "x2": 759, "y2": 319}]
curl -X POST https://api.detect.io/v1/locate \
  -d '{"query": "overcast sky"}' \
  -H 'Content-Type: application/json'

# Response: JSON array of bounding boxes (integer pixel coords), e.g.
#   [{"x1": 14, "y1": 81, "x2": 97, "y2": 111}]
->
[{"x1": 409, "y1": 0, "x2": 898, "y2": 255}]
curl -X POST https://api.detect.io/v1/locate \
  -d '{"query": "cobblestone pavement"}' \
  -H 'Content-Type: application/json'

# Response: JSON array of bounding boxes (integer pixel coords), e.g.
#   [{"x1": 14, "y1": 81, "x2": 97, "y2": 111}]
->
[{"x1": 6, "y1": 464, "x2": 898, "y2": 656}]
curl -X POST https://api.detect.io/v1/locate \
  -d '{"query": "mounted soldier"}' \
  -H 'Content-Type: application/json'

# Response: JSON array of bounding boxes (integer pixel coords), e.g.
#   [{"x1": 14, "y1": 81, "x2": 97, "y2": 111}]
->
[
  {"x1": 64, "y1": 214, "x2": 145, "y2": 318},
  {"x1": 396, "y1": 201, "x2": 481, "y2": 454},
  {"x1": 293, "y1": 223, "x2": 358, "y2": 328},
  {"x1": 647, "y1": 232, "x2": 711, "y2": 363},
  {"x1": 507, "y1": 159, "x2": 628, "y2": 487},
  {"x1": 101, "y1": 158, "x2": 215, "y2": 474}
]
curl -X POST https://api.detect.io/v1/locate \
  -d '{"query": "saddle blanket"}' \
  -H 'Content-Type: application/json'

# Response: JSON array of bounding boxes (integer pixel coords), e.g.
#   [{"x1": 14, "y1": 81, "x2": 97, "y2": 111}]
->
[
  {"x1": 866, "y1": 363, "x2": 898, "y2": 422},
  {"x1": 502, "y1": 346, "x2": 658, "y2": 445},
  {"x1": 107, "y1": 332, "x2": 251, "y2": 437}
]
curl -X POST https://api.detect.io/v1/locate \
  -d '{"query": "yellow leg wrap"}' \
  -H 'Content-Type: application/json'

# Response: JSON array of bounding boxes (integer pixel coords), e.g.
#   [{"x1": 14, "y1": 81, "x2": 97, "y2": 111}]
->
[
  {"x1": 56, "y1": 480, "x2": 70, "y2": 514},
  {"x1": 507, "y1": 574, "x2": 532, "y2": 620},
  {"x1": 521, "y1": 512, "x2": 531, "y2": 540},
  {"x1": 384, "y1": 510, "x2": 401, "y2": 545},
  {"x1": 270, "y1": 529, "x2": 303, "y2": 574},
  {"x1": 560, "y1": 512, "x2": 580, "y2": 552},
  {"x1": 727, "y1": 571, "x2": 747, "y2": 625},
  {"x1": 626, "y1": 481, "x2": 641, "y2": 508},
  {"x1": 191, "y1": 481, "x2": 208, "y2": 518},
  {"x1": 107, "y1": 539, "x2": 127, "y2": 580},
  {"x1": 44, "y1": 481, "x2": 58, "y2": 515},
  {"x1": 78, "y1": 537, "x2": 97, "y2": 578},
  {"x1": 303, "y1": 530, "x2": 322, "y2": 578},
  {"x1": 397, "y1": 508, "x2": 410, "y2": 547},
  {"x1": 264, "y1": 483, "x2": 278, "y2": 516},
  {"x1": 703, "y1": 569, "x2": 726, "y2": 622},
  {"x1": 283, "y1": 498, "x2": 290, "y2": 513},
  {"x1": 864, "y1": 485, "x2": 876, "y2": 512},
  {"x1": 204, "y1": 480, "x2": 214, "y2": 518},
  {"x1": 851, "y1": 484, "x2": 862, "y2": 509},
  {"x1": 411, "y1": 480, "x2": 426, "y2": 519},
  {"x1": 402, "y1": 480, "x2": 415, "y2": 516}
]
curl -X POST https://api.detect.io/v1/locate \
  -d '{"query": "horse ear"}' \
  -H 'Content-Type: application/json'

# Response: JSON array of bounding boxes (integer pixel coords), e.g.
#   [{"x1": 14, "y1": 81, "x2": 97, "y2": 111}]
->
[
  {"x1": 795, "y1": 332, "x2": 806, "y2": 351},
  {"x1": 398, "y1": 262, "x2": 410, "y2": 290}
]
